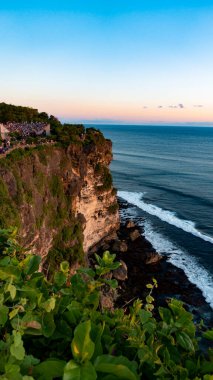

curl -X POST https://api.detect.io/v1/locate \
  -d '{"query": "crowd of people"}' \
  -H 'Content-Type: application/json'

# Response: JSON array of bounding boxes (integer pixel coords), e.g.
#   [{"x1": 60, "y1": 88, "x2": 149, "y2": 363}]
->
[
  {"x1": 5, "y1": 121, "x2": 50, "y2": 137},
  {"x1": 0, "y1": 122, "x2": 52, "y2": 156}
]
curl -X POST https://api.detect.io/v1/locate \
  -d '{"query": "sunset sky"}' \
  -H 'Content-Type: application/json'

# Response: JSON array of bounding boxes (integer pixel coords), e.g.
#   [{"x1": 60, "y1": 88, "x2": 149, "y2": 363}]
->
[{"x1": 0, "y1": 1, "x2": 213, "y2": 125}]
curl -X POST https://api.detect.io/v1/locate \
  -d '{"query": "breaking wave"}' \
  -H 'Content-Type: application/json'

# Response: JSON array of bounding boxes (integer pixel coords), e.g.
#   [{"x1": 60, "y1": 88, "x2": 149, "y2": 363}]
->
[
  {"x1": 118, "y1": 191, "x2": 213, "y2": 244},
  {"x1": 142, "y1": 220, "x2": 213, "y2": 309}
]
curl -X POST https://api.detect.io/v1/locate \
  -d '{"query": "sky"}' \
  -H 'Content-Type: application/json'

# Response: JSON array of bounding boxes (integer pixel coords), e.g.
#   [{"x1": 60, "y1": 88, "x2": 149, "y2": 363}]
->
[{"x1": 0, "y1": 1, "x2": 213, "y2": 125}]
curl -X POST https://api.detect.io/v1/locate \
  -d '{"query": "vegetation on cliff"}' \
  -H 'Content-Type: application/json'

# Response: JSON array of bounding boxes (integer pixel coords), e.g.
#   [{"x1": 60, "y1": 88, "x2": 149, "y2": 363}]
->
[
  {"x1": 0, "y1": 102, "x2": 61, "y2": 130},
  {"x1": 0, "y1": 229, "x2": 212, "y2": 380}
]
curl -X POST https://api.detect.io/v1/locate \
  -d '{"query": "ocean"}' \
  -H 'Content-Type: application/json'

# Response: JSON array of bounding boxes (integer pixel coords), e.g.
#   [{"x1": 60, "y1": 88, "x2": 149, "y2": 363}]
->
[{"x1": 95, "y1": 125, "x2": 213, "y2": 309}]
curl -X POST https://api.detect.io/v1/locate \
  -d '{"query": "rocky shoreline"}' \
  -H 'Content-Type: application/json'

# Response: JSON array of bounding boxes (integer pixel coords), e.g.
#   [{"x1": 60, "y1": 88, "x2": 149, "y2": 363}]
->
[{"x1": 95, "y1": 199, "x2": 213, "y2": 327}]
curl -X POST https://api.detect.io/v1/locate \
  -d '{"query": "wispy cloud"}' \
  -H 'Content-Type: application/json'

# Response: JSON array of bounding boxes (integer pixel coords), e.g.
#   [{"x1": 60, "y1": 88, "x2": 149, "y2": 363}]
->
[
  {"x1": 168, "y1": 103, "x2": 184, "y2": 109},
  {"x1": 193, "y1": 105, "x2": 204, "y2": 108}
]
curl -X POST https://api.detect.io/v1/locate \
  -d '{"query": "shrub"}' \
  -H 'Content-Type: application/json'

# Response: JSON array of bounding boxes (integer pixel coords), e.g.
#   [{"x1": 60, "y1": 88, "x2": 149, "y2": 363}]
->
[
  {"x1": 108, "y1": 203, "x2": 119, "y2": 214},
  {"x1": 0, "y1": 179, "x2": 20, "y2": 228},
  {"x1": 0, "y1": 229, "x2": 212, "y2": 380},
  {"x1": 95, "y1": 165, "x2": 113, "y2": 192}
]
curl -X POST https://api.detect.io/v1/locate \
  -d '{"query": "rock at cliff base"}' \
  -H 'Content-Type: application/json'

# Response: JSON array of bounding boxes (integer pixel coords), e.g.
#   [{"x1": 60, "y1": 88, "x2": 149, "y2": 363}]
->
[
  {"x1": 113, "y1": 260, "x2": 128, "y2": 281},
  {"x1": 112, "y1": 239, "x2": 128, "y2": 253},
  {"x1": 130, "y1": 229, "x2": 141, "y2": 241},
  {"x1": 145, "y1": 252, "x2": 163, "y2": 265},
  {"x1": 125, "y1": 220, "x2": 136, "y2": 229}
]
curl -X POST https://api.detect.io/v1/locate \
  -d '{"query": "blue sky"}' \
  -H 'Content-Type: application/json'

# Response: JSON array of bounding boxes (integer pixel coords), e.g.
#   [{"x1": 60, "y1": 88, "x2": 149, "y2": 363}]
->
[{"x1": 0, "y1": 1, "x2": 213, "y2": 124}]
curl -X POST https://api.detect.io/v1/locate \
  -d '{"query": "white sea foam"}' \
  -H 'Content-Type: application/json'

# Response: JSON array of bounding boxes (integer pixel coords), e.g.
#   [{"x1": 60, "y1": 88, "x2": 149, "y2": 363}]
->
[
  {"x1": 142, "y1": 220, "x2": 213, "y2": 309},
  {"x1": 118, "y1": 191, "x2": 213, "y2": 244},
  {"x1": 118, "y1": 196, "x2": 213, "y2": 309}
]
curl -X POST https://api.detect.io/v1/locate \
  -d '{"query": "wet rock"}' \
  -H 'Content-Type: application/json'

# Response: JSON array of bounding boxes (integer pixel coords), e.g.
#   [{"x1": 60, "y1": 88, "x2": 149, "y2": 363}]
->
[
  {"x1": 145, "y1": 252, "x2": 162, "y2": 265},
  {"x1": 130, "y1": 229, "x2": 141, "y2": 241},
  {"x1": 112, "y1": 239, "x2": 128, "y2": 253},
  {"x1": 125, "y1": 220, "x2": 136, "y2": 229},
  {"x1": 101, "y1": 243, "x2": 111, "y2": 251},
  {"x1": 113, "y1": 260, "x2": 128, "y2": 281}
]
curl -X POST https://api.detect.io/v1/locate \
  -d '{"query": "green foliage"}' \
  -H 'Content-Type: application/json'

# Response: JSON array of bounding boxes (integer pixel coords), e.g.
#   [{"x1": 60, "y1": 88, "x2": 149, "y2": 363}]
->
[
  {"x1": 52, "y1": 124, "x2": 85, "y2": 147},
  {"x1": 108, "y1": 203, "x2": 119, "y2": 215},
  {"x1": 95, "y1": 165, "x2": 113, "y2": 193},
  {"x1": 0, "y1": 228, "x2": 212, "y2": 379},
  {"x1": 46, "y1": 220, "x2": 84, "y2": 278},
  {"x1": 84, "y1": 128, "x2": 105, "y2": 146},
  {"x1": 49, "y1": 175, "x2": 63, "y2": 197},
  {"x1": 0, "y1": 178, "x2": 20, "y2": 228},
  {"x1": 0, "y1": 102, "x2": 61, "y2": 127}
]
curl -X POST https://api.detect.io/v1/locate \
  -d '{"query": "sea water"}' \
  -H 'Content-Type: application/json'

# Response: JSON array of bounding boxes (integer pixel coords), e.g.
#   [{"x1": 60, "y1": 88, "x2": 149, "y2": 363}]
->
[{"x1": 94, "y1": 125, "x2": 213, "y2": 309}]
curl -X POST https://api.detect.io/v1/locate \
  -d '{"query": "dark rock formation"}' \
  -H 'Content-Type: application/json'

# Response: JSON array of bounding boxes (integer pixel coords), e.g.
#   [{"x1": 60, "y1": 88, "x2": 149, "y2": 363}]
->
[
  {"x1": 145, "y1": 251, "x2": 163, "y2": 265},
  {"x1": 113, "y1": 260, "x2": 128, "y2": 281},
  {"x1": 125, "y1": 220, "x2": 136, "y2": 229},
  {"x1": 129, "y1": 229, "x2": 141, "y2": 241},
  {"x1": 112, "y1": 239, "x2": 128, "y2": 253}
]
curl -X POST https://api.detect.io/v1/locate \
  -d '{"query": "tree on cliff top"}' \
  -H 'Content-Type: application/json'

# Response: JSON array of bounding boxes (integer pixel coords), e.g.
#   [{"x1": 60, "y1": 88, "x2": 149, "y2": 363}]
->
[{"x1": 0, "y1": 102, "x2": 62, "y2": 129}]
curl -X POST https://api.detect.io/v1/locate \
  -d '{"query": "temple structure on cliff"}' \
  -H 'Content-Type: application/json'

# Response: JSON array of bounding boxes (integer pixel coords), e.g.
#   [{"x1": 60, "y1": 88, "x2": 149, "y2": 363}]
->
[{"x1": 0, "y1": 124, "x2": 10, "y2": 140}]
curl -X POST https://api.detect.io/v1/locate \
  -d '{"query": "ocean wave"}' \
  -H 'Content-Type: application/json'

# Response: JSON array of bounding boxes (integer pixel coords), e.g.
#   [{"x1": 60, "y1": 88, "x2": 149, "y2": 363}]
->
[
  {"x1": 142, "y1": 220, "x2": 213, "y2": 309},
  {"x1": 118, "y1": 200, "x2": 213, "y2": 308},
  {"x1": 118, "y1": 191, "x2": 213, "y2": 244}
]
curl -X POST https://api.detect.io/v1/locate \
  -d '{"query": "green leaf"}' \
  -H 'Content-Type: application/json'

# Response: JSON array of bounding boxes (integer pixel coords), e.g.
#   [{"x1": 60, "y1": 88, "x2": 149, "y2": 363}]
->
[
  {"x1": 200, "y1": 360, "x2": 213, "y2": 375},
  {"x1": 0, "y1": 256, "x2": 10, "y2": 266},
  {"x1": 146, "y1": 295, "x2": 154, "y2": 304},
  {"x1": 60, "y1": 261, "x2": 70, "y2": 273},
  {"x1": 154, "y1": 366, "x2": 168, "y2": 377},
  {"x1": 4, "y1": 364, "x2": 22, "y2": 380},
  {"x1": 146, "y1": 284, "x2": 153, "y2": 289},
  {"x1": 0, "y1": 266, "x2": 21, "y2": 281},
  {"x1": 42, "y1": 312, "x2": 55, "y2": 337},
  {"x1": 42, "y1": 297, "x2": 56, "y2": 312},
  {"x1": 203, "y1": 375, "x2": 213, "y2": 380},
  {"x1": 34, "y1": 359, "x2": 66, "y2": 380},
  {"x1": 21, "y1": 255, "x2": 41, "y2": 275},
  {"x1": 91, "y1": 323, "x2": 105, "y2": 360},
  {"x1": 71, "y1": 320, "x2": 95, "y2": 362},
  {"x1": 103, "y1": 279, "x2": 118, "y2": 289},
  {"x1": 77, "y1": 268, "x2": 95, "y2": 278},
  {"x1": 54, "y1": 271, "x2": 67, "y2": 287},
  {"x1": 6, "y1": 283, "x2": 16, "y2": 300},
  {"x1": 137, "y1": 346, "x2": 152, "y2": 364},
  {"x1": 21, "y1": 354, "x2": 40, "y2": 374},
  {"x1": 65, "y1": 301, "x2": 82, "y2": 326},
  {"x1": 102, "y1": 251, "x2": 116, "y2": 265},
  {"x1": 0, "y1": 305, "x2": 9, "y2": 326},
  {"x1": 10, "y1": 331, "x2": 25, "y2": 360},
  {"x1": 63, "y1": 360, "x2": 97, "y2": 380},
  {"x1": 138, "y1": 309, "x2": 152, "y2": 325},
  {"x1": 9, "y1": 307, "x2": 20, "y2": 320},
  {"x1": 176, "y1": 331, "x2": 195, "y2": 352},
  {"x1": 203, "y1": 329, "x2": 213, "y2": 341},
  {"x1": 94, "y1": 355, "x2": 139, "y2": 380},
  {"x1": 159, "y1": 307, "x2": 173, "y2": 325}
]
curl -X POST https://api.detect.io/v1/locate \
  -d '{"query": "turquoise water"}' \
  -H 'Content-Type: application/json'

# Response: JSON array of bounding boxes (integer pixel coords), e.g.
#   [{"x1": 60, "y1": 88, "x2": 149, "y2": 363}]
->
[{"x1": 95, "y1": 125, "x2": 213, "y2": 308}]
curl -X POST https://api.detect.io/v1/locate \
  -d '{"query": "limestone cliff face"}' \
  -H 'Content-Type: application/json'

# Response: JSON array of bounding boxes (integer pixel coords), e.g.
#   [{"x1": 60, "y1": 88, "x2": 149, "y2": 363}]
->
[{"x1": 0, "y1": 137, "x2": 119, "y2": 268}]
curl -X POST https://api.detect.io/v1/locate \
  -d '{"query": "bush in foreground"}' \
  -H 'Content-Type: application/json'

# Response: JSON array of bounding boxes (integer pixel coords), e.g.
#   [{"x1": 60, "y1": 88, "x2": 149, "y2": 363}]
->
[{"x1": 0, "y1": 229, "x2": 212, "y2": 380}]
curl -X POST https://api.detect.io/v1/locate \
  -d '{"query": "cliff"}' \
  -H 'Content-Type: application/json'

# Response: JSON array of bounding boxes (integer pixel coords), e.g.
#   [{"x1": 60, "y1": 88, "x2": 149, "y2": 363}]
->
[{"x1": 0, "y1": 131, "x2": 119, "y2": 272}]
